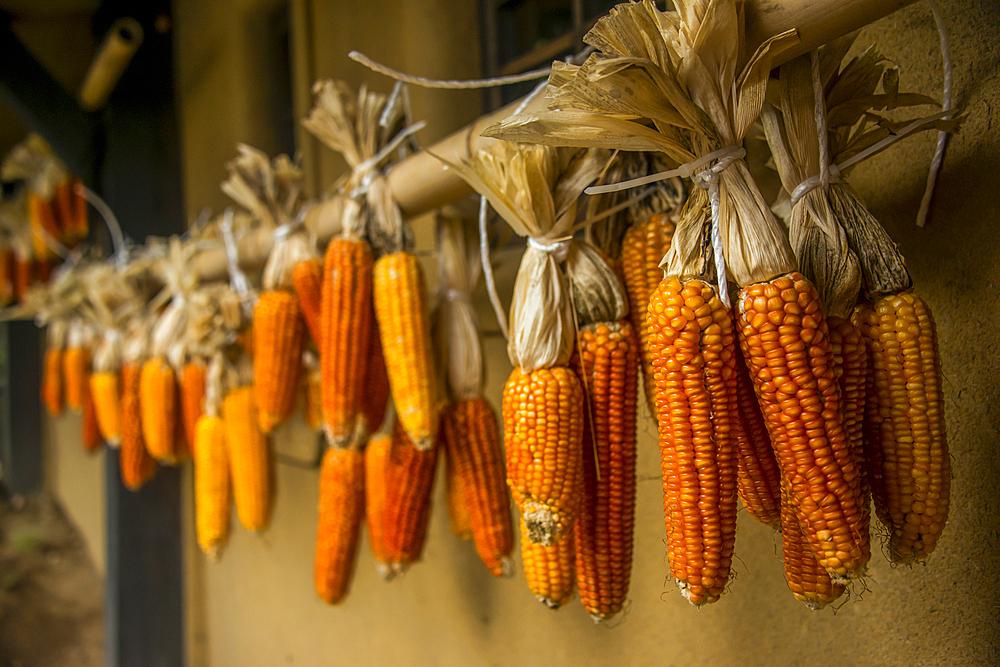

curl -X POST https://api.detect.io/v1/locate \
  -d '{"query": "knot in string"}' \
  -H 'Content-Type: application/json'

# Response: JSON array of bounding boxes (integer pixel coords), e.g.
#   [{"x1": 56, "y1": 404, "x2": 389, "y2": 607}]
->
[
  {"x1": 790, "y1": 163, "x2": 843, "y2": 206},
  {"x1": 527, "y1": 236, "x2": 571, "y2": 263},
  {"x1": 690, "y1": 146, "x2": 744, "y2": 308}
]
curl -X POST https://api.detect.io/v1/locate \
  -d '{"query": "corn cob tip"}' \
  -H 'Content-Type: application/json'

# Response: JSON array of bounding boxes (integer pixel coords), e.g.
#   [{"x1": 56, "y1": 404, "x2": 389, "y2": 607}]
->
[
  {"x1": 375, "y1": 562, "x2": 409, "y2": 581},
  {"x1": 497, "y1": 557, "x2": 515, "y2": 578},
  {"x1": 413, "y1": 435, "x2": 434, "y2": 452},
  {"x1": 523, "y1": 505, "x2": 561, "y2": 548},
  {"x1": 538, "y1": 594, "x2": 570, "y2": 610}
]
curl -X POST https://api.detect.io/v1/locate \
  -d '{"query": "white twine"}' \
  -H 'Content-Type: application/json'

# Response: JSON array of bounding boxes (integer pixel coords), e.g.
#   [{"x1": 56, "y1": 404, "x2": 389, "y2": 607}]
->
[
  {"x1": 584, "y1": 145, "x2": 746, "y2": 195},
  {"x1": 527, "y1": 236, "x2": 572, "y2": 262},
  {"x1": 77, "y1": 184, "x2": 126, "y2": 268},
  {"x1": 917, "y1": 0, "x2": 953, "y2": 228},
  {"x1": 478, "y1": 195, "x2": 509, "y2": 341}
]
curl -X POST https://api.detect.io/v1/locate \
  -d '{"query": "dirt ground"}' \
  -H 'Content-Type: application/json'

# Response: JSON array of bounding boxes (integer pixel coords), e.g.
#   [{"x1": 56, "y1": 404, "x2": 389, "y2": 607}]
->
[{"x1": 0, "y1": 492, "x2": 104, "y2": 667}]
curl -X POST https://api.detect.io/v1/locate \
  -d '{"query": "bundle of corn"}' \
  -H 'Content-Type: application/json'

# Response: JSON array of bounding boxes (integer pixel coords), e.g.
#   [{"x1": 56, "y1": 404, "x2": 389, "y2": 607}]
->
[
  {"x1": 762, "y1": 41, "x2": 955, "y2": 566},
  {"x1": 222, "y1": 144, "x2": 310, "y2": 434},
  {"x1": 195, "y1": 353, "x2": 231, "y2": 560},
  {"x1": 365, "y1": 416, "x2": 438, "y2": 579},
  {"x1": 434, "y1": 215, "x2": 514, "y2": 578},
  {"x1": 224, "y1": 352, "x2": 273, "y2": 532},
  {"x1": 120, "y1": 317, "x2": 157, "y2": 490}
]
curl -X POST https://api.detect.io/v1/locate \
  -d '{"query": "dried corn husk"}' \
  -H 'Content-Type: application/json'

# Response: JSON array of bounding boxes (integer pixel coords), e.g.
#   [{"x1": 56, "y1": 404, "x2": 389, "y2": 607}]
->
[
  {"x1": 434, "y1": 215, "x2": 483, "y2": 402},
  {"x1": 221, "y1": 144, "x2": 304, "y2": 231}
]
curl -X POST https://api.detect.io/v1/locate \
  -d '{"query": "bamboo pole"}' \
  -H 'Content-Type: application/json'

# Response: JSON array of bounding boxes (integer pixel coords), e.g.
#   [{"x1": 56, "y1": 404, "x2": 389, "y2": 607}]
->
[
  {"x1": 78, "y1": 18, "x2": 144, "y2": 111},
  {"x1": 191, "y1": 0, "x2": 917, "y2": 281}
]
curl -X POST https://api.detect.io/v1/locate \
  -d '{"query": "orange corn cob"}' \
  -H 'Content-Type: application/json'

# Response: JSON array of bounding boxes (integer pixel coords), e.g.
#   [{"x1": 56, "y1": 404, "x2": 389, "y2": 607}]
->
[
  {"x1": 28, "y1": 193, "x2": 60, "y2": 261},
  {"x1": 314, "y1": 447, "x2": 365, "y2": 604},
  {"x1": 360, "y1": 315, "x2": 390, "y2": 435},
  {"x1": 502, "y1": 366, "x2": 584, "y2": 547},
  {"x1": 82, "y1": 382, "x2": 102, "y2": 452},
  {"x1": 181, "y1": 361, "x2": 207, "y2": 456},
  {"x1": 441, "y1": 398, "x2": 514, "y2": 576},
  {"x1": 321, "y1": 237, "x2": 373, "y2": 447},
  {"x1": 373, "y1": 251, "x2": 438, "y2": 449},
  {"x1": 62, "y1": 347, "x2": 89, "y2": 413},
  {"x1": 71, "y1": 178, "x2": 88, "y2": 241},
  {"x1": 443, "y1": 437, "x2": 473, "y2": 540},
  {"x1": 195, "y1": 414, "x2": 230, "y2": 560},
  {"x1": 224, "y1": 386, "x2": 273, "y2": 532},
  {"x1": 364, "y1": 420, "x2": 438, "y2": 578},
  {"x1": 303, "y1": 366, "x2": 322, "y2": 432},
  {"x1": 140, "y1": 357, "x2": 184, "y2": 464},
  {"x1": 54, "y1": 181, "x2": 75, "y2": 243},
  {"x1": 90, "y1": 371, "x2": 122, "y2": 446},
  {"x1": 854, "y1": 294, "x2": 949, "y2": 563},
  {"x1": 647, "y1": 278, "x2": 739, "y2": 605},
  {"x1": 293, "y1": 258, "x2": 323, "y2": 344},
  {"x1": 621, "y1": 214, "x2": 675, "y2": 414},
  {"x1": 571, "y1": 321, "x2": 638, "y2": 620},
  {"x1": 120, "y1": 363, "x2": 156, "y2": 490},
  {"x1": 520, "y1": 519, "x2": 575, "y2": 609},
  {"x1": 737, "y1": 273, "x2": 869, "y2": 580},
  {"x1": 0, "y1": 248, "x2": 13, "y2": 305},
  {"x1": 829, "y1": 317, "x2": 870, "y2": 514},
  {"x1": 42, "y1": 348, "x2": 63, "y2": 416},
  {"x1": 732, "y1": 342, "x2": 782, "y2": 527},
  {"x1": 780, "y1": 482, "x2": 845, "y2": 609},
  {"x1": 254, "y1": 291, "x2": 306, "y2": 433}
]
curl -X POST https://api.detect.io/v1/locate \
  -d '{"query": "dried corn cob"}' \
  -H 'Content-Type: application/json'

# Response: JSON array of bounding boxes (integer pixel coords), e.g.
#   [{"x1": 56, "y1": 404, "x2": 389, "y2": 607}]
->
[
  {"x1": 570, "y1": 321, "x2": 638, "y2": 620},
  {"x1": 373, "y1": 252, "x2": 438, "y2": 449},
  {"x1": 224, "y1": 386, "x2": 273, "y2": 532},
  {"x1": 520, "y1": 518, "x2": 575, "y2": 609},
  {"x1": 829, "y1": 317, "x2": 870, "y2": 511},
  {"x1": 780, "y1": 482, "x2": 845, "y2": 610},
  {"x1": 62, "y1": 346, "x2": 89, "y2": 413},
  {"x1": 737, "y1": 273, "x2": 869, "y2": 580},
  {"x1": 315, "y1": 447, "x2": 365, "y2": 604},
  {"x1": 120, "y1": 362, "x2": 156, "y2": 490},
  {"x1": 365, "y1": 419, "x2": 438, "y2": 578},
  {"x1": 502, "y1": 366, "x2": 584, "y2": 547},
  {"x1": 82, "y1": 382, "x2": 102, "y2": 452},
  {"x1": 195, "y1": 414, "x2": 230, "y2": 560},
  {"x1": 621, "y1": 214, "x2": 675, "y2": 414},
  {"x1": 54, "y1": 180, "x2": 75, "y2": 242},
  {"x1": 90, "y1": 371, "x2": 122, "y2": 446},
  {"x1": 648, "y1": 277, "x2": 739, "y2": 605},
  {"x1": 321, "y1": 237, "x2": 373, "y2": 447},
  {"x1": 43, "y1": 347, "x2": 64, "y2": 416},
  {"x1": 441, "y1": 397, "x2": 514, "y2": 576},
  {"x1": 253, "y1": 290, "x2": 306, "y2": 433},
  {"x1": 181, "y1": 361, "x2": 207, "y2": 456},
  {"x1": 360, "y1": 315, "x2": 390, "y2": 435},
  {"x1": 70, "y1": 178, "x2": 89, "y2": 242},
  {"x1": 443, "y1": 437, "x2": 473, "y2": 540},
  {"x1": 293, "y1": 258, "x2": 323, "y2": 344},
  {"x1": 28, "y1": 192, "x2": 59, "y2": 261},
  {"x1": 140, "y1": 357, "x2": 183, "y2": 464},
  {"x1": 854, "y1": 294, "x2": 949, "y2": 563},
  {"x1": 732, "y1": 342, "x2": 782, "y2": 528},
  {"x1": 13, "y1": 253, "x2": 32, "y2": 302}
]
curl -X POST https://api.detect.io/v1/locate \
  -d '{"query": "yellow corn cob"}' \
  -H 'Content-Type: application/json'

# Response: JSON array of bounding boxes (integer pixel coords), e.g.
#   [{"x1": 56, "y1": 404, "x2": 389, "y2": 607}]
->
[
  {"x1": 314, "y1": 447, "x2": 365, "y2": 604},
  {"x1": 140, "y1": 357, "x2": 184, "y2": 464},
  {"x1": 254, "y1": 291, "x2": 306, "y2": 433},
  {"x1": 293, "y1": 258, "x2": 323, "y2": 345},
  {"x1": 520, "y1": 518, "x2": 575, "y2": 609},
  {"x1": 373, "y1": 251, "x2": 438, "y2": 449},
  {"x1": 441, "y1": 398, "x2": 514, "y2": 576},
  {"x1": 82, "y1": 382, "x2": 102, "y2": 452},
  {"x1": 443, "y1": 436, "x2": 473, "y2": 540},
  {"x1": 647, "y1": 277, "x2": 739, "y2": 605},
  {"x1": 194, "y1": 414, "x2": 230, "y2": 561},
  {"x1": 42, "y1": 348, "x2": 63, "y2": 416},
  {"x1": 571, "y1": 321, "x2": 638, "y2": 620},
  {"x1": 780, "y1": 481, "x2": 845, "y2": 609},
  {"x1": 181, "y1": 361, "x2": 207, "y2": 456},
  {"x1": 854, "y1": 294, "x2": 949, "y2": 563},
  {"x1": 120, "y1": 362, "x2": 156, "y2": 490},
  {"x1": 62, "y1": 347, "x2": 89, "y2": 413},
  {"x1": 737, "y1": 273, "x2": 869, "y2": 581},
  {"x1": 621, "y1": 214, "x2": 675, "y2": 414},
  {"x1": 90, "y1": 371, "x2": 122, "y2": 446},
  {"x1": 224, "y1": 386, "x2": 273, "y2": 532},
  {"x1": 321, "y1": 237, "x2": 373, "y2": 447}
]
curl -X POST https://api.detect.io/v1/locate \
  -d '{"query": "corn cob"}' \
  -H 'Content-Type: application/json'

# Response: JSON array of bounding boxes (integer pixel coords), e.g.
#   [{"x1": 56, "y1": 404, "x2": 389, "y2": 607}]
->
[
  {"x1": 570, "y1": 321, "x2": 638, "y2": 620},
  {"x1": 181, "y1": 361, "x2": 207, "y2": 456},
  {"x1": 195, "y1": 414, "x2": 230, "y2": 560},
  {"x1": 443, "y1": 437, "x2": 473, "y2": 540},
  {"x1": 62, "y1": 346, "x2": 89, "y2": 413},
  {"x1": 254, "y1": 291, "x2": 306, "y2": 433},
  {"x1": 732, "y1": 342, "x2": 782, "y2": 528},
  {"x1": 737, "y1": 273, "x2": 869, "y2": 580},
  {"x1": 364, "y1": 420, "x2": 438, "y2": 578},
  {"x1": 28, "y1": 192, "x2": 59, "y2": 261},
  {"x1": 502, "y1": 366, "x2": 584, "y2": 547},
  {"x1": 520, "y1": 518, "x2": 575, "y2": 609},
  {"x1": 54, "y1": 180, "x2": 74, "y2": 243},
  {"x1": 71, "y1": 178, "x2": 88, "y2": 242},
  {"x1": 140, "y1": 357, "x2": 184, "y2": 464},
  {"x1": 373, "y1": 251, "x2": 438, "y2": 449},
  {"x1": 441, "y1": 397, "x2": 514, "y2": 576},
  {"x1": 293, "y1": 258, "x2": 323, "y2": 344},
  {"x1": 42, "y1": 347, "x2": 63, "y2": 416},
  {"x1": 90, "y1": 371, "x2": 122, "y2": 446},
  {"x1": 321, "y1": 237, "x2": 373, "y2": 447},
  {"x1": 13, "y1": 255, "x2": 32, "y2": 302},
  {"x1": 224, "y1": 386, "x2": 273, "y2": 532},
  {"x1": 854, "y1": 294, "x2": 949, "y2": 563},
  {"x1": 621, "y1": 214, "x2": 675, "y2": 414},
  {"x1": 82, "y1": 382, "x2": 102, "y2": 452},
  {"x1": 315, "y1": 447, "x2": 365, "y2": 603},
  {"x1": 647, "y1": 277, "x2": 739, "y2": 605},
  {"x1": 780, "y1": 481, "x2": 845, "y2": 610},
  {"x1": 828, "y1": 317, "x2": 870, "y2": 513},
  {"x1": 120, "y1": 362, "x2": 156, "y2": 490},
  {"x1": 360, "y1": 315, "x2": 391, "y2": 436}
]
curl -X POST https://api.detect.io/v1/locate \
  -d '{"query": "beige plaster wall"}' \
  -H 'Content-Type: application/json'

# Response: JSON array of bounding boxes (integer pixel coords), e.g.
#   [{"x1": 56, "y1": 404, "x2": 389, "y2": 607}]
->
[{"x1": 163, "y1": 1, "x2": 1000, "y2": 666}]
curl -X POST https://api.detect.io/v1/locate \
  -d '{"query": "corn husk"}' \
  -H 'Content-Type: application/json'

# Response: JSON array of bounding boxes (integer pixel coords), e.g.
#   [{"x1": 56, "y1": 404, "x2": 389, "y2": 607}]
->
[
  {"x1": 221, "y1": 144, "x2": 304, "y2": 231},
  {"x1": 485, "y1": 0, "x2": 801, "y2": 288}
]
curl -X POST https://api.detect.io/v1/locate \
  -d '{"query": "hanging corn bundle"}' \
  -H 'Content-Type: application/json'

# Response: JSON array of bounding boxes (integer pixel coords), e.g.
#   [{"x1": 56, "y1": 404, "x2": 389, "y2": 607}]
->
[
  {"x1": 224, "y1": 351, "x2": 273, "y2": 533},
  {"x1": 434, "y1": 214, "x2": 514, "y2": 578},
  {"x1": 762, "y1": 40, "x2": 956, "y2": 566},
  {"x1": 195, "y1": 353, "x2": 232, "y2": 561}
]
